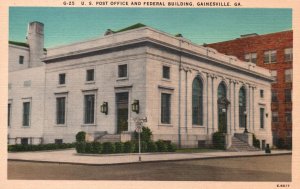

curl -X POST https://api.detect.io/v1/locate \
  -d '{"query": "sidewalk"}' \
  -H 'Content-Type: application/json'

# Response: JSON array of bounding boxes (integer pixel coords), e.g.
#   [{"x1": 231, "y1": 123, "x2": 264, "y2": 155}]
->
[{"x1": 8, "y1": 149, "x2": 292, "y2": 165}]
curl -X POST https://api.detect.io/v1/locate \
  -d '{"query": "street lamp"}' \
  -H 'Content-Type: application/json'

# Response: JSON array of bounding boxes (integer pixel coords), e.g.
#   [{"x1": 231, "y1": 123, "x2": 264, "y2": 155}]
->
[
  {"x1": 131, "y1": 100, "x2": 139, "y2": 114},
  {"x1": 244, "y1": 111, "x2": 248, "y2": 133},
  {"x1": 100, "y1": 102, "x2": 108, "y2": 115}
]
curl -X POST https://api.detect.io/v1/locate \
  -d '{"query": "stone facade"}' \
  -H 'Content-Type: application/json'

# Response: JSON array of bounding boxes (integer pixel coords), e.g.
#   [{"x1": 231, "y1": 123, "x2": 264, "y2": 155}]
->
[{"x1": 8, "y1": 22, "x2": 274, "y2": 148}]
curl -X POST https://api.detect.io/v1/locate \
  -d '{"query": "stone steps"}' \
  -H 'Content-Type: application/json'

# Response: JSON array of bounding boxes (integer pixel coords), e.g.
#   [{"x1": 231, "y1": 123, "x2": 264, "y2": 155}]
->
[{"x1": 228, "y1": 136, "x2": 260, "y2": 152}]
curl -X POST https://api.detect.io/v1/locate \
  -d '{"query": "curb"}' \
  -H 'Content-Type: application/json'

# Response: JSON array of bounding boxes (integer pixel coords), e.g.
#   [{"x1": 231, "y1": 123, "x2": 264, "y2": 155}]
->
[{"x1": 8, "y1": 152, "x2": 292, "y2": 166}]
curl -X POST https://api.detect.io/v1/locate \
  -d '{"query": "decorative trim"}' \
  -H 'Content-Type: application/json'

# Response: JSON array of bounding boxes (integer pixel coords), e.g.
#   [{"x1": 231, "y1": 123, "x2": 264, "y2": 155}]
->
[
  {"x1": 158, "y1": 85, "x2": 175, "y2": 90},
  {"x1": 54, "y1": 91, "x2": 69, "y2": 95},
  {"x1": 114, "y1": 84, "x2": 133, "y2": 89},
  {"x1": 81, "y1": 88, "x2": 98, "y2": 92}
]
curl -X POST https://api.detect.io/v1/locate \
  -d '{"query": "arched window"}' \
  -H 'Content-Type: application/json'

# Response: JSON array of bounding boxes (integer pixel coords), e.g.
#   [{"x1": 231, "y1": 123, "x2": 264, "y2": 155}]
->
[
  {"x1": 239, "y1": 86, "x2": 246, "y2": 127},
  {"x1": 218, "y1": 82, "x2": 227, "y2": 133},
  {"x1": 218, "y1": 82, "x2": 226, "y2": 99},
  {"x1": 192, "y1": 77, "x2": 203, "y2": 125}
]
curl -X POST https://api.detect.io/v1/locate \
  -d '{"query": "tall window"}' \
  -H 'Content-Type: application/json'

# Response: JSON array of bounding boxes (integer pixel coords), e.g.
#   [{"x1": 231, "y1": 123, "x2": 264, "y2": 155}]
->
[
  {"x1": 270, "y1": 70, "x2": 277, "y2": 83},
  {"x1": 218, "y1": 82, "x2": 226, "y2": 99},
  {"x1": 86, "y1": 69, "x2": 94, "y2": 82},
  {"x1": 59, "y1": 73, "x2": 66, "y2": 85},
  {"x1": 285, "y1": 89, "x2": 292, "y2": 102},
  {"x1": 84, "y1": 94, "x2": 95, "y2": 124},
  {"x1": 272, "y1": 90, "x2": 278, "y2": 102},
  {"x1": 22, "y1": 102, "x2": 30, "y2": 126},
  {"x1": 260, "y1": 90, "x2": 264, "y2": 98},
  {"x1": 264, "y1": 50, "x2": 276, "y2": 63},
  {"x1": 272, "y1": 112, "x2": 279, "y2": 123},
  {"x1": 118, "y1": 64, "x2": 128, "y2": 78},
  {"x1": 285, "y1": 112, "x2": 292, "y2": 124},
  {"x1": 244, "y1": 53, "x2": 257, "y2": 64},
  {"x1": 8, "y1": 104, "x2": 11, "y2": 127},
  {"x1": 19, "y1": 56, "x2": 24, "y2": 64},
  {"x1": 260, "y1": 108, "x2": 265, "y2": 129},
  {"x1": 239, "y1": 87, "x2": 246, "y2": 128},
  {"x1": 285, "y1": 69, "x2": 292, "y2": 83},
  {"x1": 56, "y1": 97, "x2": 66, "y2": 124},
  {"x1": 161, "y1": 93, "x2": 171, "y2": 124},
  {"x1": 162, "y1": 66, "x2": 170, "y2": 79},
  {"x1": 192, "y1": 77, "x2": 203, "y2": 125},
  {"x1": 284, "y1": 48, "x2": 293, "y2": 62}
]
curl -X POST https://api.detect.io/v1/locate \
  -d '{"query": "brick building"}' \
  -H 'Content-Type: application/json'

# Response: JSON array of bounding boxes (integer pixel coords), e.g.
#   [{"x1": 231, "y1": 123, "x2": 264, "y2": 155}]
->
[{"x1": 207, "y1": 30, "x2": 293, "y2": 148}]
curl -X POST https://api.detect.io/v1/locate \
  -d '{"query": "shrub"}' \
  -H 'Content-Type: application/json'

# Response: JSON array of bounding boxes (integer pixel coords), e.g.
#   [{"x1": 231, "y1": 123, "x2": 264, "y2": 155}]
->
[
  {"x1": 76, "y1": 142, "x2": 86, "y2": 153},
  {"x1": 8, "y1": 143, "x2": 75, "y2": 152},
  {"x1": 85, "y1": 142, "x2": 93, "y2": 153},
  {"x1": 134, "y1": 127, "x2": 153, "y2": 143},
  {"x1": 252, "y1": 134, "x2": 260, "y2": 149},
  {"x1": 115, "y1": 142, "x2": 124, "y2": 153},
  {"x1": 102, "y1": 142, "x2": 115, "y2": 154},
  {"x1": 76, "y1": 131, "x2": 86, "y2": 142},
  {"x1": 147, "y1": 141, "x2": 157, "y2": 152},
  {"x1": 212, "y1": 132, "x2": 225, "y2": 150},
  {"x1": 155, "y1": 140, "x2": 168, "y2": 152},
  {"x1": 123, "y1": 141, "x2": 135, "y2": 153},
  {"x1": 92, "y1": 142, "x2": 102, "y2": 154},
  {"x1": 167, "y1": 143, "x2": 177, "y2": 152}
]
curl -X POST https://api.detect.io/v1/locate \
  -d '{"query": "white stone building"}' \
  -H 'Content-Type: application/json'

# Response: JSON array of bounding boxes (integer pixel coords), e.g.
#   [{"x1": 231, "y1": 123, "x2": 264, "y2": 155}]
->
[{"x1": 8, "y1": 22, "x2": 273, "y2": 148}]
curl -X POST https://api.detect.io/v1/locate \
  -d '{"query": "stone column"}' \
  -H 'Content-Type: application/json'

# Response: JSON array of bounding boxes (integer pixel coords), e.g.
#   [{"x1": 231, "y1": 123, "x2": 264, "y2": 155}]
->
[
  {"x1": 206, "y1": 73, "x2": 212, "y2": 135},
  {"x1": 228, "y1": 79, "x2": 232, "y2": 135},
  {"x1": 211, "y1": 74, "x2": 217, "y2": 133}
]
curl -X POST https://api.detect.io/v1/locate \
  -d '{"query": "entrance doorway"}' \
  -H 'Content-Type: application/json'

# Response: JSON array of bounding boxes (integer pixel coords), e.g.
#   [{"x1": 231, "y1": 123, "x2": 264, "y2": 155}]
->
[{"x1": 116, "y1": 92, "x2": 129, "y2": 134}]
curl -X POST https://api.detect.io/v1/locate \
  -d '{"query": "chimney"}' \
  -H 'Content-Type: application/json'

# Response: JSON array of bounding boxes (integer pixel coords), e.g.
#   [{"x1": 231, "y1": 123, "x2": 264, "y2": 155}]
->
[{"x1": 26, "y1": 21, "x2": 44, "y2": 68}]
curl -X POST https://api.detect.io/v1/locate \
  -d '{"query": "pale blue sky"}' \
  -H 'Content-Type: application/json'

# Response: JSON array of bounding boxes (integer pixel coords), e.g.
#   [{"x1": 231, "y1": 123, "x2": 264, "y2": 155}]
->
[{"x1": 9, "y1": 8, "x2": 292, "y2": 48}]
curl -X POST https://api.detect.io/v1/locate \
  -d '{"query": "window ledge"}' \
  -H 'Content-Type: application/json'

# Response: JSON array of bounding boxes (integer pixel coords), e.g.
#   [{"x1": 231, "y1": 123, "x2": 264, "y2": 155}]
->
[
  {"x1": 81, "y1": 124, "x2": 96, "y2": 127},
  {"x1": 162, "y1": 78, "x2": 171, "y2": 82},
  {"x1": 22, "y1": 126, "x2": 31, "y2": 128},
  {"x1": 57, "y1": 84, "x2": 66, "y2": 88},
  {"x1": 158, "y1": 124, "x2": 173, "y2": 127},
  {"x1": 192, "y1": 125, "x2": 205, "y2": 128},
  {"x1": 117, "y1": 77, "x2": 128, "y2": 81},
  {"x1": 55, "y1": 124, "x2": 67, "y2": 127},
  {"x1": 85, "y1": 81, "x2": 95, "y2": 85}
]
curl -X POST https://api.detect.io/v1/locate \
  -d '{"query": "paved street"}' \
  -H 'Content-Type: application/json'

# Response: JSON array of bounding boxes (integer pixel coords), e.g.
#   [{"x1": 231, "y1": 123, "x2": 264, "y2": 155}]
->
[{"x1": 8, "y1": 155, "x2": 291, "y2": 181}]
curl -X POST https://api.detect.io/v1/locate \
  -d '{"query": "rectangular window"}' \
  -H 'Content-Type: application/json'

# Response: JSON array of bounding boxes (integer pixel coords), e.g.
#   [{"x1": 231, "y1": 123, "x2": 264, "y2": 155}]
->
[
  {"x1": 118, "y1": 64, "x2": 128, "y2": 78},
  {"x1": 285, "y1": 69, "x2": 292, "y2": 83},
  {"x1": 271, "y1": 90, "x2": 278, "y2": 102},
  {"x1": 260, "y1": 90, "x2": 264, "y2": 98},
  {"x1": 56, "y1": 97, "x2": 66, "y2": 124},
  {"x1": 260, "y1": 108, "x2": 265, "y2": 129},
  {"x1": 59, "y1": 73, "x2": 66, "y2": 85},
  {"x1": 55, "y1": 139, "x2": 63, "y2": 144},
  {"x1": 285, "y1": 89, "x2": 292, "y2": 102},
  {"x1": 285, "y1": 112, "x2": 292, "y2": 124},
  {"x1": 8, "y1": 104, "x2": 11, "y2": 127},
  {"x1": 21, "y1": 138, "x2": 29, "y2": 145},
  {"x1": 19, "y1": 56, "x2": 24, "y2": 64},
  {"x1": 270, "y1": 70, "x2": 277, "y2": 83},
  {"x1": 272, "y1": 112, "x2": 279, "y2": 123},
  {"x1": 22, "y1": 102, "x2": 30, "y2": 126},
  {"x1": 264, "y1": 50, "x2": 276, "y2": 63},
  {"x1": 244, "y1": 53, "x2": 257, "y2": 64},
  {"x1": 162, "y1": 66, "x2": 170, "y2": 79},
  {"x1": 86, "y1": 69, "x2": 94, "y2": 82},
  {"x1": 84, "y1": 94, "x2": 95, "y2": 124},
  {"x1": 284, "y1": 48, "x2": 293, "y2": 62},
  {"x1": 161, "y1": 93, "x2": 171, "y2": 124}
]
